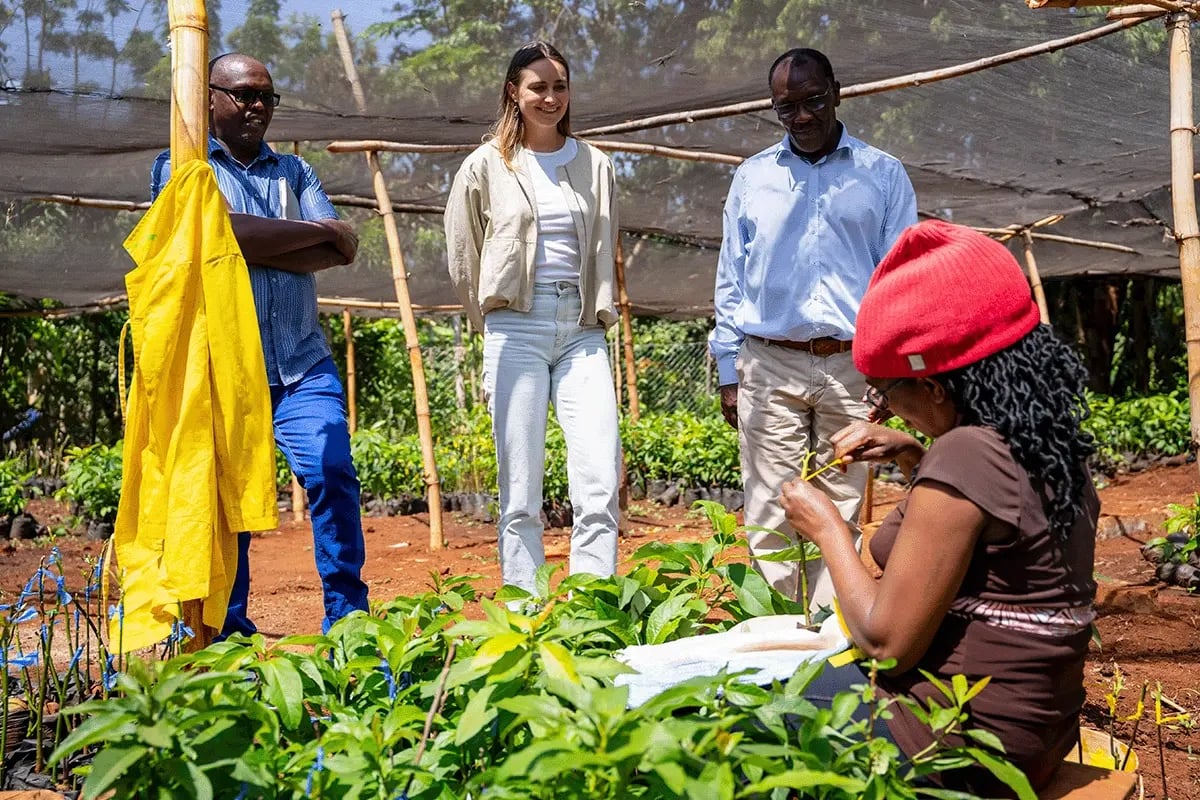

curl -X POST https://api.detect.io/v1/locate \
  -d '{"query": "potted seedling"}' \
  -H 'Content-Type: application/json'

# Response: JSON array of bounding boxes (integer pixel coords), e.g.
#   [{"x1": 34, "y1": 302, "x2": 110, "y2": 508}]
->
[{"x1": 1141, "y1": 493, "x2": 1200, "y2": 590}]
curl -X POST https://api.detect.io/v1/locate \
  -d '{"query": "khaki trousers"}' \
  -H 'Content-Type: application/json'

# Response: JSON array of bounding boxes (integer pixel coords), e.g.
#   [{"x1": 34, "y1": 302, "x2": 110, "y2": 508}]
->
[{"x1": 736, "y1": 337, "x2": 869, "y2": 609}]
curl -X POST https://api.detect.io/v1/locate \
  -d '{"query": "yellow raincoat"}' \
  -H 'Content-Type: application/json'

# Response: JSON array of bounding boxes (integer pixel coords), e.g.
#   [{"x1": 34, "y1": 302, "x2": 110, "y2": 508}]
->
[{"x1": 113, "y1": 160, "x2": 278, "y2": 651}]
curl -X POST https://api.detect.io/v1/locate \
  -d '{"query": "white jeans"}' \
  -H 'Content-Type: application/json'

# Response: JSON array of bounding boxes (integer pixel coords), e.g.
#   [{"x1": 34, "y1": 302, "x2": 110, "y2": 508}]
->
[
  {"x1": 737, "y1": 337, "x2": 869, "y2": 609},
  {"x1": 482, "y1": 282, "x2": 621, "y2": 593}
]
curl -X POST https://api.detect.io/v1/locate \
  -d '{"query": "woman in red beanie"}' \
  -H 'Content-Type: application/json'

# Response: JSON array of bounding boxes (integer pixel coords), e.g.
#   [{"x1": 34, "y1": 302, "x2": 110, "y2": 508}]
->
[{"x1": 780, "y1": 219, "x2": 1097, "y2": 793}]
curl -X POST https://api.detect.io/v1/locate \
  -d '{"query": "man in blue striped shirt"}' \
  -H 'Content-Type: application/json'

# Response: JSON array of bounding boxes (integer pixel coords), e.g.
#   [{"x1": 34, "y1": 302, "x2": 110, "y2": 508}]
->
[
  {"x1": 151, "y1": 53, "x2": 369, "y2": 637},
  {"x1": 709, "y1": 48, "x2": 917, "y2": 611}
]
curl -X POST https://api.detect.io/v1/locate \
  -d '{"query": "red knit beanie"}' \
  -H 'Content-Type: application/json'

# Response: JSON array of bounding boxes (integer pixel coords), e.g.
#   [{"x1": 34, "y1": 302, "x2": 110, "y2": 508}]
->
[{"x1": 853, "y1": 219, "x2": 1041, "y2": 378}]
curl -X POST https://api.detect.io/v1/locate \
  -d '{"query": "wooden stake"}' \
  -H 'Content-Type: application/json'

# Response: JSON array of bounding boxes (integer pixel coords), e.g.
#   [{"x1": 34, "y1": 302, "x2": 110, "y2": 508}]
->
[
  {"x1": 318, "y1": 297, "x2": 462, "y2": 313},
  {"x1": 167, "y1": 0, "x2": 211, "y2": 651},
  {"x1": 327, "y1": 138, "x2": 743, "y2": 166},
  {"x1": 330, "y1": 9, "x2": 367, "y2": 112},
  {"x1": 168, "y1": 0, "x2": 207, "y2": 170},
  {"x1": 343, "y1": 309, "x2": 357, "y2": 433},
  {"x1": 1029, "y1": 0, "x2": 1186, "y2": 9},
  {"x1": 452, "y1": 315, "x2": 466, "y2": 410},
  {"x1": 332, "y1": 9, "x2": 444, "y2": 547},
  {"x1": 1166, "y1": 12, "x2": 1200, "y2": 476},
  {"x1": 1022, "y1": 231, "x2": 1052, "y2": 324},
  {"x1": 614, "y1": 236, "x2": 640, "y2": 423},
  {"x1": 369, "y1": 150, "x2": 445, "y2": 549},
  {"x1": 611, "y1": 332, "x2": 623, "y2": 408},
  {"x1": 575, "y1": 17, "x2": 1155, "y2": 138}
]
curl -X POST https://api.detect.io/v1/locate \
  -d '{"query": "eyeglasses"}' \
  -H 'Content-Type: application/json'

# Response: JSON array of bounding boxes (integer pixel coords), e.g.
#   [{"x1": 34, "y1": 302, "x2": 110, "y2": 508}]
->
[
  {"x1": 862, "y1": 379, "x2": 905, "y2": 414},
  {"x1": 772, "y1": 89, "x2": 833, "y2": 119},
  {"x1": 209, "y1": 84, "x2": 280, "y2": 108}
]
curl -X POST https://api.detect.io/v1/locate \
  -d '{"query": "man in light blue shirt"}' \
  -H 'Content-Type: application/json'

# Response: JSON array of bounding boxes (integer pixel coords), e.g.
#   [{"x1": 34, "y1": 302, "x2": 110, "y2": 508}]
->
[
  {"x1": 709, "y1": 48, "x2": 917, "y2": 609},
  {"x1": 151, "y1": 53, "x2": 369, "y2": 638}
]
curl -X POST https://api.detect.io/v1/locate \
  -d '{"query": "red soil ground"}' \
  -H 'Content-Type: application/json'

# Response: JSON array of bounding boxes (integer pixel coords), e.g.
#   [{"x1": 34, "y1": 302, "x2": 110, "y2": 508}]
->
[{"x1": 3, "y1": 463, "x2": 1199, "y2": 798}]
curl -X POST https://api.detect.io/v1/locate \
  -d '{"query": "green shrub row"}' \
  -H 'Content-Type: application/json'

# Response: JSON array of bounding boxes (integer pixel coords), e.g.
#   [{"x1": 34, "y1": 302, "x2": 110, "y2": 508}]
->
[
  {"x1": 10, "y1": 391, "x2": 1192, "y2": 526},
  {"x1": 57, "y1": 443, "x2": 123, "y2": 524},
  {"x1": 1083, "y1": 390, "x2": 1192, "y2": 470},
  {"x1": 0, "y1": 458, "x2": 29, "y2": 517},
  {"x1": 47, "y1": 506, "x2": 1035, "y2": 799},
  {"x1": 349, "y1": 406, "x2": 742, "y2": 502}
]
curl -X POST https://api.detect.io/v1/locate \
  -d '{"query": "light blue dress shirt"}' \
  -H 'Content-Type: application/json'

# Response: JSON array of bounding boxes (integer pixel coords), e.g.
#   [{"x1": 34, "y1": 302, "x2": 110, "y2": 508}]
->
[
  {"x1": 151, "y1": 137, "x2": 339, "y2": 386},
  {"x1": 709, "y1": 127, "x2": 918, "y2": 386}
]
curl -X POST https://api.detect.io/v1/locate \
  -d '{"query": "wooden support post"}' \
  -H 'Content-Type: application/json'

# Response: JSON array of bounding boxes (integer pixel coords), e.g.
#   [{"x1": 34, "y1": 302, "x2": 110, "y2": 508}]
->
[
  {"x1": 343, "y1": 309, "x2": 357, "y2": 433},
  {"x1": 614, "y1": 236, "x2": 640, "y2": 423},
  {"x1": 452, "y1": 315, "x2": 466, "y2": 410},
  {"x1": 333, "y1": 9, "x2": 444, "y2": 547},
  {"x1": 330, "y1": 8, "x2": 367, "y2": 112},
  {"x1": 1021, "y1": 230, "x2": 1052, "y2": 324},
  {"x1": 167, "y1": 0, "x2": 212, "y2": 651},
  {"x1": 611, "y1": 332, "x2": 623, "y2": 407},
  {"x1": 369, "y1": 153, "x2": 445, "y2": 549},
  {"x1": 1167, "y1": 11, "x2": 1200, "y2": 475}
]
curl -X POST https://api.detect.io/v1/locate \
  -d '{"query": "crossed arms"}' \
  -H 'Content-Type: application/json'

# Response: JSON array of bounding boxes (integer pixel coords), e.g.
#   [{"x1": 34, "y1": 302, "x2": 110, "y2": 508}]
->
[{"x1": 229, "y1": 214, "x2": 358, "y2": 273}]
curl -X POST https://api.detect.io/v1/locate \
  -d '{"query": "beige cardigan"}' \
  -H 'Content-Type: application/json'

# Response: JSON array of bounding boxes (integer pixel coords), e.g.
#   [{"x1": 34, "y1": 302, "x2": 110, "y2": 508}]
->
[{"x1": 444, "y1": 138, "x2": 619, "y2": 332}]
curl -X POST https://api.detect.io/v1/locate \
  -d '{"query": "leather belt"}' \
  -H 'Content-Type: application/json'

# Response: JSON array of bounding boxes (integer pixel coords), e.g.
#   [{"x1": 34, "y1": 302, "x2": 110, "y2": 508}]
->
[{"x1": 751, "y1": 335, "x2": 853, "y2": 356}]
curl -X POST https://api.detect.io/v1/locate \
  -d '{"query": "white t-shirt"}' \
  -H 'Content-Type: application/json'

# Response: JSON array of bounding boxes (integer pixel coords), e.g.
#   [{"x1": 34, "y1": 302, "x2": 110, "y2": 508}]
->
[{"x1": 524, "y1": 138, "x2": 582, "y2": 283}]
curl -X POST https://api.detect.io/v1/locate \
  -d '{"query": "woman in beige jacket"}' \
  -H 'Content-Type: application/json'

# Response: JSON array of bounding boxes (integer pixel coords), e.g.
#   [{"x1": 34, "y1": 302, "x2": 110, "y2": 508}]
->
[{"x1": 444, "y1": 41, "x2": 622, "y2": 596}]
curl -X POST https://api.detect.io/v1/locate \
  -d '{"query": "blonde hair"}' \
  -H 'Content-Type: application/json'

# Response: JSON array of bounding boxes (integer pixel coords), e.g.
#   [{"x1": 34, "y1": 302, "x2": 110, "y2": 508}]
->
[{"x1": 490, "y1": 41, "x2": 572, "y2": 168}]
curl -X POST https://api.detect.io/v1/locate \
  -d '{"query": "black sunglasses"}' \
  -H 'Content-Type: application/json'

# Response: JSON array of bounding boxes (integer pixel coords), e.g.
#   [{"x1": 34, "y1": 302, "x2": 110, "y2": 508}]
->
[
  {"x1": 773, "y1": 88, "x2": 833, "y2": 119},
  {"x1": 209, "y1": 84, "x2": 281, "y2": 108}
]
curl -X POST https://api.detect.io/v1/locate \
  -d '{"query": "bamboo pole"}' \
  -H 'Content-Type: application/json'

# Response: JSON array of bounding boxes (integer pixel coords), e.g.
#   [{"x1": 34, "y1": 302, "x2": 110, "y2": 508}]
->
[
  {"x1": 370, "y1": 150, "x2": 445, "y2": 548},
  {"x1": 611, "y1": 332, "x2": 623, "y2": 408},
  {"x1": 969, "y1": 226, "x2": 1141, "y2": 253},
  {"x1": 327, "y1": 194, "x2": 445, "y2": 214},
  {"x1": 330, "y1": 9, "x2": 367, "y2": 112},
  {"x1": 1166, "y1": 11, "x2": 1200, "y2": 476},
  {"x1": 575, "y1": 17, "x2": 1157, "y2": 138},
  {"x1": 1108, "y1": 3, "x2": 1191, "y2": 20},
  {"x1": 317, "y1": 297, "x2": 462, "y2": 313},
  {"x1": 332, "y1": 9, "x2": 444, "y2": 547},
  {"x1": 1029, "y1": 0, "x2": 1187, "y2": 9},
  {"x1": 167, "y1": 0, "x2": 211, "y2": 649},
  {"x1": 614, "y1": 236, "x2": 640, "y2": 423},
  {"x1": 38, "y1": 187, "x2": 1141, "y2": 256},
  {"x1": 343, "y1": 309, "x2": 357, "y2": 433},
  {"x1": 451, "y1": 316, "x2": 466, "y2": 410},
  {"x1": 168, "y1": 0, "x2": 207, "y2": 170},
  {"x1": 1022, "y1": 231, "x2": 1052, "y2": 324},
  {"x1": 327, "y1": 138, "x2": 744, "y2": 166}
]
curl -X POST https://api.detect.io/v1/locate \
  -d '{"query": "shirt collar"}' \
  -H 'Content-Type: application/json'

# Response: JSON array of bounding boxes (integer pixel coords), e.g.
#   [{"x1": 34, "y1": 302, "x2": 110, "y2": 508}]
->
[
  {"x1": 208, "y1": 135, "x2": 279, "y2": 166},
  {"x1": 775, "y1": 123, "x2": 852, "y2": 165}
]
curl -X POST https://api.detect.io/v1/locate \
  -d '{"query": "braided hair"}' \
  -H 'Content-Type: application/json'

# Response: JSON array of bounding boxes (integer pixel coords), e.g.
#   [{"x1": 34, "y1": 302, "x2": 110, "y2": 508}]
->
[{"x1": 937, "y1": 324, "x2": 1095, "y2": 537}]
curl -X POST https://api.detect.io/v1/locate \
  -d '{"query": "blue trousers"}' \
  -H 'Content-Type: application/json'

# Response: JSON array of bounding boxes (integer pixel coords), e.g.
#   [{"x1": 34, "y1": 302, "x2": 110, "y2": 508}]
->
[{"x1": 220, "y1": 357, "x2": 369, "y2": 638}]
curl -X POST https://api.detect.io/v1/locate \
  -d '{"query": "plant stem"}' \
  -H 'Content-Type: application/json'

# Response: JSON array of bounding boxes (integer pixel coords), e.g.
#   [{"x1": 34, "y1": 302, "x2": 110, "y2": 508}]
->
[
  {"x1": 1157, "y1": 722, "x2": 1167, "y2": 800},
  {"x1": 1, "y1": 630, "x2": 10, "y2": 786},
  {"x1": 1120, "y1": 683, "x2": 1148, "y2": 771}
]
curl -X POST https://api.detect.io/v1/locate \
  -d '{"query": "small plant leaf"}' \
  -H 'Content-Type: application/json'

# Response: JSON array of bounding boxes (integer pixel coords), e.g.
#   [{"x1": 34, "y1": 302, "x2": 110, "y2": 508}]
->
[{"x1": 82, "y1": 744, "x2": 149, "y2": 800}]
